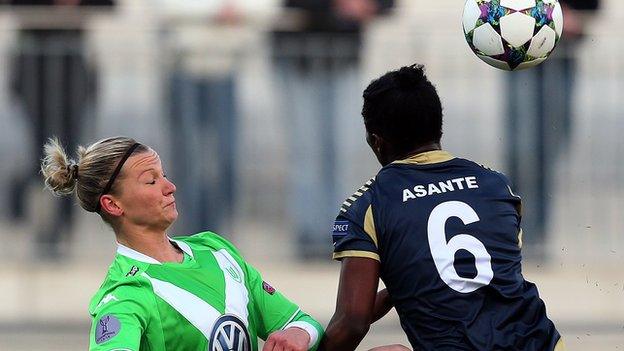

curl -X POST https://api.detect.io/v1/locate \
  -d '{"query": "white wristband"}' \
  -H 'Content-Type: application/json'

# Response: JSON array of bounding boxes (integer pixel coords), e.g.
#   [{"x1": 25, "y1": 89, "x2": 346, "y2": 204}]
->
[{"x1": 283, "y1": 321, "x2": 319, "y2": 350}]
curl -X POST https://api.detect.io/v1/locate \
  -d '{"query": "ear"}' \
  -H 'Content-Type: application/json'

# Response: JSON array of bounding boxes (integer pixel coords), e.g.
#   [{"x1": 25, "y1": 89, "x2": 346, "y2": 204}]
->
[
  {"x1": 368, "y1": 133, "x2": 386, "y2": 154},
  {"x1": 366, "y1": 132, "x2": 377, "y2": 148},
  {"x1": 100, "y1": 195, "x2": 123, "y2": 217}
]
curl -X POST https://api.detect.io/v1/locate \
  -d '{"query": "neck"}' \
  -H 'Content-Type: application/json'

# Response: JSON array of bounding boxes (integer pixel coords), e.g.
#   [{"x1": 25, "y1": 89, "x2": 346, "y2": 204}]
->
[
  {"x1": 116, "y1": 225, "x2": 182, "y2": 263},
  {"x1": 393, "y1": 142, "x2": 441, "y2": 162}
]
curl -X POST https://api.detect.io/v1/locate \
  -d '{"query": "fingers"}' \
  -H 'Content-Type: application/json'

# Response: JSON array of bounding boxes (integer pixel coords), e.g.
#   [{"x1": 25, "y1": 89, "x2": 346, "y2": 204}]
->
[
  {"x1": 262, "y1": 336, "x2": 276, "y2": 351},
  {"x1": 262, "y1": 333, "x2": 287, "y2": 351}
]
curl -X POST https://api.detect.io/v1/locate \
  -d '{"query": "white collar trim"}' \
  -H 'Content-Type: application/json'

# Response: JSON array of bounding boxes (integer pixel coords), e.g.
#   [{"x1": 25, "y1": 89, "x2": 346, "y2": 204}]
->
[
  {"x1": 116, "y1": 237, "x2": 194, "y2": 264},
  {"x1": 169, "y1": 237, "x2": 194, "y2": 259}
]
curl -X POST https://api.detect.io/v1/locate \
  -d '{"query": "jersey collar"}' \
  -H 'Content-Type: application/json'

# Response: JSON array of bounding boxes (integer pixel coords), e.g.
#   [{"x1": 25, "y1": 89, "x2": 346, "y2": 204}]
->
[
  {"x1": 392, "y1": 150, "x2": 454, "y2": 165},
  {"x1": 116, "y1": 237, "x2": 195, "y2": 264}
]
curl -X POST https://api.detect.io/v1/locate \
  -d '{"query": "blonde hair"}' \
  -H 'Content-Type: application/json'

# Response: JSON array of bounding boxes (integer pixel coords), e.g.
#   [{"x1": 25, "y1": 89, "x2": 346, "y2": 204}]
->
[{"x1": 41, "y1": 136, "x2": 149, "y2": 214}]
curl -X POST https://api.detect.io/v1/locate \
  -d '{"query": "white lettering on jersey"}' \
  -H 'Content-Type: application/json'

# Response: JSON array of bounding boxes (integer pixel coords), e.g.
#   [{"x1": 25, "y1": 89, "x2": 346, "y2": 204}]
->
[
  {"x1": 96, "y1": 293, "x2": 119, "y2": 310},
  {"x1": 403, "y1": 188, "x2": 416, "y2": 202},
  {"x1": 428, "y1": 183, "x2": 442, "y2": 195},
  {"x1": 402, "y1": 176, "x2": 479, "y2": 202},
  {"x1": 414, "y1": 185, "x2": 427, "y2": 197}
]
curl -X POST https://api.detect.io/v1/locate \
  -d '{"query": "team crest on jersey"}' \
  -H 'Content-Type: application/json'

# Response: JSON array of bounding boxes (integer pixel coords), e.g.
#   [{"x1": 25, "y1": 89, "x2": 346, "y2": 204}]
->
[
  {"x1": 225, "y1": 266, "x2": 243, "y2": 283},
  {"x1": 262, "y1": 281, "x2": 276, "y2": 295},
  {"x1": 208, "y1": 314, "x2": 251, "y2": 351},
  {"x1": 95, "y1": 314, "x2": 121, "y2": 344}
]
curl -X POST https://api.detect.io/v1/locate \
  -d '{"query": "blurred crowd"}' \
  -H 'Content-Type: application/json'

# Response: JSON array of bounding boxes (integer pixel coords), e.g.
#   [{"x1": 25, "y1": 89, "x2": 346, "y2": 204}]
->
[{"x1": 0, "y1": 0, "x2": 607, "y2": 261}]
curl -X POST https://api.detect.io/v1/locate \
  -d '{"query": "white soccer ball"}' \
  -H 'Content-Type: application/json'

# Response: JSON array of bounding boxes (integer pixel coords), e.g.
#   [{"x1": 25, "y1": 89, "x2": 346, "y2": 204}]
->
[{"x1": 462, "y1": 0, "x2": 564, "y2": 71}]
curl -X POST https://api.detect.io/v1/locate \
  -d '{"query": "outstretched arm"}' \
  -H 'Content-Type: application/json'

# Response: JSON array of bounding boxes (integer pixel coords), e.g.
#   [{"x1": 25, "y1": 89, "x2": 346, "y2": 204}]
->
[{"x1": 320, "y1": 257, "x2": 380, "y2": 351}]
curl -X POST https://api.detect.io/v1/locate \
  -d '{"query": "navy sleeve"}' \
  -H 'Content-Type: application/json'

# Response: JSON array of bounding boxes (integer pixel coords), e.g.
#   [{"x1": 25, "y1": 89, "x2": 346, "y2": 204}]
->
[{"x1": 331, "y1": 178, "x2": 379, "y2": 261}]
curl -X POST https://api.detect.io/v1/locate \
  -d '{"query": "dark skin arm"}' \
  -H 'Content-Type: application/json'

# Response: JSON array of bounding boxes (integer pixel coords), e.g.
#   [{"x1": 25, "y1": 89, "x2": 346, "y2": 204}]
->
[
  {"x1": 372, "y1": 288, "x2": 393, "y2": 323},
  {"x1": 320, "y1": 257, "x2": 382, "y2": 351}
]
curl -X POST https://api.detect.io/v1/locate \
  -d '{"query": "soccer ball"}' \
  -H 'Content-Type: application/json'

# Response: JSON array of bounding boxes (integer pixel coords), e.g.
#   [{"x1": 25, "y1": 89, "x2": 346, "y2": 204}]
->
[{"x1": 462, "y1": 0, "x2": 564, "y2": 71}]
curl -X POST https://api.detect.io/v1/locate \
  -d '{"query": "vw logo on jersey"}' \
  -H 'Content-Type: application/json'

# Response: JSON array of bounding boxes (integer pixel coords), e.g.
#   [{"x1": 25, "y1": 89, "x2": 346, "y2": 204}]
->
[{"x1": 208, "y1": 314, "x2": 251, "y2": 351}]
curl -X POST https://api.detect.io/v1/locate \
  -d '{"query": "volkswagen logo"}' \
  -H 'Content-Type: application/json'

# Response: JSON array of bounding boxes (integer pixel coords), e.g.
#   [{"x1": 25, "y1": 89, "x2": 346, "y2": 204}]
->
[{"x1": 208, "y1": 314, "x2": 251, "y2": 351}]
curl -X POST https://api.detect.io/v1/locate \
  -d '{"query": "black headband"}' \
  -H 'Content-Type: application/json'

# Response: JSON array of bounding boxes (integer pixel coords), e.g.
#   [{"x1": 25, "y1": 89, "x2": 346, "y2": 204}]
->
[{"x1": 95, "y1": 143, "x2": 140, "y2": 213}]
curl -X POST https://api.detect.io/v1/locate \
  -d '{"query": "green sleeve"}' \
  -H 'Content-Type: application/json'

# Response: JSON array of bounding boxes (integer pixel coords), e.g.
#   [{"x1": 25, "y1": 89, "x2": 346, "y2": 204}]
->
[
  {"x1": 244, "y1": 262, "x2": 324, "y2": 350},
  {"x1": 89, "y1": 285, "x2": 150, "y2": 351}
]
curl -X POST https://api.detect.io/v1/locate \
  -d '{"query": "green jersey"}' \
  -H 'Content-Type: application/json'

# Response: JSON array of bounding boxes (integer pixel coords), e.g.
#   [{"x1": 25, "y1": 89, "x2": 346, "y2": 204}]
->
[{"x1": 88, "y1": 232, "x2": 323, "y2": 351}]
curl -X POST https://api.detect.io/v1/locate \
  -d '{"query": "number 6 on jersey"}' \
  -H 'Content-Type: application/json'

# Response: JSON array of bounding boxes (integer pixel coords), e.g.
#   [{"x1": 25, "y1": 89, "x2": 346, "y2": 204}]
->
[{"x1": 427, "y1": 201, "x2": 493, "y2": 293}]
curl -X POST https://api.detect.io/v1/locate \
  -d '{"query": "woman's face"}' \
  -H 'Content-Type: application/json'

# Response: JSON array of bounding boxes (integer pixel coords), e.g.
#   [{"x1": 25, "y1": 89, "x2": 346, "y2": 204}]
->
[{"x1": 113, "y1": 150, "x2": 178, "y2": 230}]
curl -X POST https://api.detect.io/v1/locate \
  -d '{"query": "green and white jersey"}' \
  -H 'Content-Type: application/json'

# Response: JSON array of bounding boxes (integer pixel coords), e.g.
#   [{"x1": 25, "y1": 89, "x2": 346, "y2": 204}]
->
[{"x1": 88, "y1": 232, "x2": 323, "y2": 351}]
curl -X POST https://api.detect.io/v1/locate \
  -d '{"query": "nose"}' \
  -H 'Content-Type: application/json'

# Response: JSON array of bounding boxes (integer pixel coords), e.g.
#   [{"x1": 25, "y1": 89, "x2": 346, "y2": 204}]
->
[{"x1": 163, "y1": 177, "x2": 176, "y2": 195}]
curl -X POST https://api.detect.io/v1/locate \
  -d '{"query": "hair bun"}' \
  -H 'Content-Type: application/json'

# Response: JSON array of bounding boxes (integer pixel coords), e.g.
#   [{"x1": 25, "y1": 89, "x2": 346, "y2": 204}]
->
[
  {"x1": 68, "y1": 163, "x2": 79, "y2": 180},
  {"x1": 395, "y1": 64, "x2": 427, "y2": 89},
  {"x1": 41, "y1": 138, "x2": 79, "y2": 196}
]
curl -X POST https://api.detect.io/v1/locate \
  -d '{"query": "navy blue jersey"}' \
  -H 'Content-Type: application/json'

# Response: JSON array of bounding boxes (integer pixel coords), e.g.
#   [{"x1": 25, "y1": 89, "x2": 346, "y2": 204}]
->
[{"x1": 332, "y1": 150, "x2": 562, "y2": 351}]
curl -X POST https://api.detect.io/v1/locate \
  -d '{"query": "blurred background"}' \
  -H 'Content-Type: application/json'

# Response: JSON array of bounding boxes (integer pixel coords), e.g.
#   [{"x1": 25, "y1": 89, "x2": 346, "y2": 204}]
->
[{"x1": 0, "y1": 0, "x2": 622, "y2": 349}]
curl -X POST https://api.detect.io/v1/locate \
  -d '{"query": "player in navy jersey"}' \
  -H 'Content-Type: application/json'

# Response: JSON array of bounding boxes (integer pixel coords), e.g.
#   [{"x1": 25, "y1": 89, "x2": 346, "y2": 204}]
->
[{"x1": 320, "y1": 64, "x2": 563, "y2": 351}]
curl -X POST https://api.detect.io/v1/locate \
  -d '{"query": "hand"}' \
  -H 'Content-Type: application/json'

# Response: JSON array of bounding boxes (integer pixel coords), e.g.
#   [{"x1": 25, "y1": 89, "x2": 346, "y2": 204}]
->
[
  {"x1": 334, "y1": 0, "x2": 379, "y2": 23},
  {"x1": 263, "y1": 327, "x2": 310, "y2": 351}
]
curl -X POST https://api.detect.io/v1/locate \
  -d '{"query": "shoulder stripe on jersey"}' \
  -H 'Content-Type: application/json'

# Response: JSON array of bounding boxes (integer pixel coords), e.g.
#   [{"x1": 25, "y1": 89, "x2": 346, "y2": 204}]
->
[
  {"x1": 340, "y1": 177, "x2": 375, "y2": 213},
  {"x1": 364, "y1": 205, "x2": 378, "y2": 248},
  {"x1": 333, "y1": 250, "x2": 380, "y2": 262}
]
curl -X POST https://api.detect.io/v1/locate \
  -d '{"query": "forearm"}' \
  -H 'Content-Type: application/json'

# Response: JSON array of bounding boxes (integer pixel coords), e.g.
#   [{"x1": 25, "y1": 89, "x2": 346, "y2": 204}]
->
[
  {"x1": 372, "y1": 289, "x2": 393, "y2": 323},
  {"x1": 320, "y1": 257, "x2": 380, "y2": 350},
  {"x1": 320, "y1": 313, "x2": 370, "y2": 351}
]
